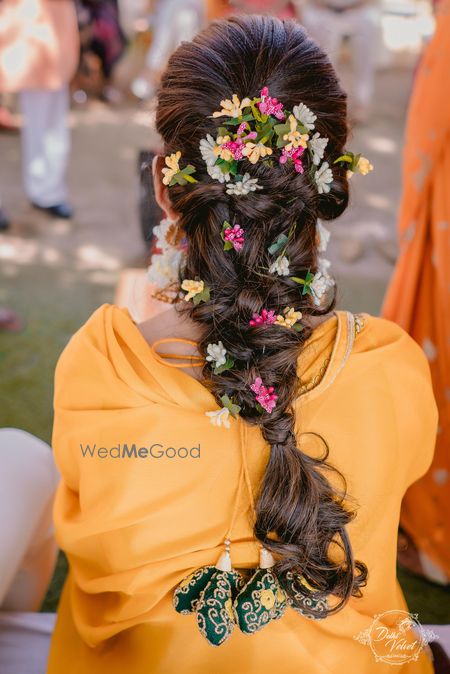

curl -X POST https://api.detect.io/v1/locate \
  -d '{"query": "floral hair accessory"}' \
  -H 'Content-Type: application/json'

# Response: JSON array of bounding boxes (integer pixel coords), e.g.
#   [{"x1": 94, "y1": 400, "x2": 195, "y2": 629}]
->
[
  {"x1": 226, "y1": 173, "x2": 262, "y2": 196},
  {"x1": 334, "y1": 152, "x2": 374, "y2": 179},
  {"x1": 275, "y1": 307, "x2": 303, "y2": 330},
  {"x1": 206, "y1": 341, "x2": 234, "y2": 374},
  {"x1": 258, "y1": 87, "x2": 285, "y2": 120},
  {"x1": 316, "y1": 221, "x2": 331, "y2": 253},
  {"x1": 250, "y1": 377, "x2": 278, "y2": 414},
  {"x1": 249, "y1": 309, "x2": 277, "y2": 326},
  {"x1": 290, "y1": 270, "x2": 333, "y2": 306},
  {"x1": 181, "y1": 279, "x2": 210, "y2": 304},
  {"x1": 205, "y1": 394, "x2": 241, "y2": 428},
  {"x1": 162, "y1": 151, "x2": 198, "y2": 187},
  {"x1": 269, "y1": 254, "x2": 290, "y2": 276},
  {"x1": 314, "y1": 162, "x2": 333, "y2": 194},
  {"x1": 221, "y1": 221, "x2": 245, "y2": 251}
]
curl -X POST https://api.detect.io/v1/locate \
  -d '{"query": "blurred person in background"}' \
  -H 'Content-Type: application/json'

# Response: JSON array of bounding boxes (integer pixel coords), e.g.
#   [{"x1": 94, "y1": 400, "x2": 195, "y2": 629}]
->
[
  {"x1": 0, "y1": 0, "x2": 79, "y2": 222},
  {"x1": 294, "y1": 0, "x2": 381, "y2": 123},
  {"x1": 206, "y1": 0, "x2": 296, "y2": 18},
  {"x1": 131, "y1": 0, "x2": 205, "y2": 101},
  {"x1": 383, "y1": 0, "x2": 450, "y2": 587}
]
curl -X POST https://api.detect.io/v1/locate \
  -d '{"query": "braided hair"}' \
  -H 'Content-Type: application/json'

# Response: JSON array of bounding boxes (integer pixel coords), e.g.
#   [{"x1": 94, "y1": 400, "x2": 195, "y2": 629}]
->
[{"x1": 155, "y1": 15, "x2": 367, "y2": 613}]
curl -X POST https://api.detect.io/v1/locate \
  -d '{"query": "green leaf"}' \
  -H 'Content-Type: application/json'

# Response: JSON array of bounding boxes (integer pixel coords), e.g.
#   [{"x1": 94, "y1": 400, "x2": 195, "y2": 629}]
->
[
  {"x1": 220, "y1": 394, "x2": 241, "y2": 418},
  {"x1": 218, "y1": 126, "x2": 229, "y2": 137},
  {"x1": 192, "y1": 286, "x2": 210, "y2": 305},
  {"x1": 268, "y1": 233, "x2": 288, "y2": 256},
  {"x1": 223, "y1": 241, "x2": 233, "y2": 251},
  {"x1": 229, "y1": 160, "x2": 239, "y2": 176},
  {"x1": 255, "y1": 402, "x2": 265, "y2": 414},
  {"x1": 214, "y1": 357, "x2": 235, "y2": 375},
  {"x1": 293, "y1": 322, "x2": 304, "y2": 332}
]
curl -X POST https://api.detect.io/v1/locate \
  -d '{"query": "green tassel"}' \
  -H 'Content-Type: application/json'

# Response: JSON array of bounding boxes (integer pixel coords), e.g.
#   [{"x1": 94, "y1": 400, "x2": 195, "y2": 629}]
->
[
  {"x1": 284, "y1": 570, "x2": 329, "y2": 620},
  {"x1": 173, "y1": 566, "x2": 216, "y2": 614},
  {"x1": 234, "y1": 549, "x2": 288, "y2": 635},
  {"x1": 196, "y1": 567, "x2": 244, "y2": 646}
]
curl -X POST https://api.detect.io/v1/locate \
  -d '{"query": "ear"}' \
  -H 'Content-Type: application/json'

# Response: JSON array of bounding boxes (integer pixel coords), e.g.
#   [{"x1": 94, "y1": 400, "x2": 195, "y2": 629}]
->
[{"x1": 152, "y1": 155, "x2": 179, "y2": 222}]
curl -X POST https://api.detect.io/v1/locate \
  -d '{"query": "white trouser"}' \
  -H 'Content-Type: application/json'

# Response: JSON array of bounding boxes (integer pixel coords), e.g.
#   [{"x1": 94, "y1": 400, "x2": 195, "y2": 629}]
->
[
  {"x1": 19, "y1": 87, "x2": 70, "y2": 208},
  {"x1": 302, "y1": 3, "x2": 381, "y2": 109},
  {"x1": 145, "y1": 0, "x2": 204, "y2": 72},
  {"x1": 0, "y1": 429, "x2": 59, "y2": 611}
]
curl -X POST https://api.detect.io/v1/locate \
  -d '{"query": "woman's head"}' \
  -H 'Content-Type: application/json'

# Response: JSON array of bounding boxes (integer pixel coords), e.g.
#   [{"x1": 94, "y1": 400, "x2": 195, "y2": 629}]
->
[{"x1": 154, "y1": 15, "x2": 367, "y2": 614}]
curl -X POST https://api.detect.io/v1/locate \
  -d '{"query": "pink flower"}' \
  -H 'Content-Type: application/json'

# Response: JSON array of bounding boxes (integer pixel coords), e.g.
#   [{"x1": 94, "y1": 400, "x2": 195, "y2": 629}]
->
[
  {"x1": 279, "y1": 146, "x2": 305, "y2": 174},
  {"x1": 249, "y1": 308, "x2": 277, "y2": 326},
  {"x1": 250, "y1": 376, "x2": 278, "y2": 413},
  {"x1": 258, "y1": 86, "x2": 285, "y2": 121},
  {"x1": 223, "y1": 224, "x2": 245, "y2": 251},
  {"x1": 221, "y1": 137, "x2": 246, "y2": 160}
]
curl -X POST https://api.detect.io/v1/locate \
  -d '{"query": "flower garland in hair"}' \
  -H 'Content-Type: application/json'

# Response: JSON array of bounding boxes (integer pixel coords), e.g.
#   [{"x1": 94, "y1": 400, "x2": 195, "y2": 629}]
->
[{"x1": 162, "y1": 88, "x2": 372, "y2": 196}]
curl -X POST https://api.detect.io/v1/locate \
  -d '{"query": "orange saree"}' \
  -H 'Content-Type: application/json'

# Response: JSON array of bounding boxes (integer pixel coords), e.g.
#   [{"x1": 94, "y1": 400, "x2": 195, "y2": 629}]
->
[{"x1": 382, "y1": 0, "x2": 450, "y2": 583}]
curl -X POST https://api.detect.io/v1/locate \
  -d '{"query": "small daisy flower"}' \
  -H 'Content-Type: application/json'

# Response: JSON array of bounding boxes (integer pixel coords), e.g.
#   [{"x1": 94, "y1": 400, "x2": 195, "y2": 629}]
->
[
  {"x1": 226, "y1": 173, "x2": 262, "y2": 196},
  {"x1": 309, "y1": 133, "x2": 329, "y2": 166},
  {"x1": 205, "y1": 407, "x2": 231, "y2": 429},
  {"x1": 293, "y1": 102, "x2": 317, "y2": 131},
  {"x1": 317, "y1": 257, "x2": 333, "y2": 278},
  {"x1": 269, "y1": 255, "x2": 290, "y2": 276},
  {"x1": 314, "y1": 162, "x2": 333, "y2": 194},
  {"x1": 207, "y1": 163, "x2": 230, "y2": 183},
  {"x1": 199, "y1": 135, "x2": 218, "y2": 167},
  {"x1": 310, "y1": 272, "x2": 329, "y2": 306},
  {"x1": 161, "y1": 151, "x2": 181, "y2": 186},
  {"x1": 316, "y1": 221, "x2": 331, "y2": 253},
  {"x1": 181, "y1": 279, "x2": 204, "y2": 301},
  {"x1": 212, "y1": 94, "x2": 252, "y2": 119},
  {"x1": 205, "y1": 341, "x2": 227, "y2": 369},
  {"x1": 275, "y1": 306, "x2": 303, "y2": 329}
]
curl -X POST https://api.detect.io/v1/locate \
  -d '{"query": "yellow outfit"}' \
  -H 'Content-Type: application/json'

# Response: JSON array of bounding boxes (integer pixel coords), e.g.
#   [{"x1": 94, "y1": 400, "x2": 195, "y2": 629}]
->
[{"x1": 48, "y1": 305, "x2": 437, "y2": 674}]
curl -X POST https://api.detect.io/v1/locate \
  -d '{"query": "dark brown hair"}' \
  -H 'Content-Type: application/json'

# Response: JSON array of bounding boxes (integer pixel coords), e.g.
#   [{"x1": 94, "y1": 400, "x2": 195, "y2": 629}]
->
[{"x1": 156, "y1": 15, "x2": 367, "y2": 613}]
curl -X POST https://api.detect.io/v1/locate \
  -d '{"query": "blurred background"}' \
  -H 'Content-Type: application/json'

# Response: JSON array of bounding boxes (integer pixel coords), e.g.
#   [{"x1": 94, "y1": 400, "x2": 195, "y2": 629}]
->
[{"x1": 0, "y1": 0, "x2": 448, "y2": 623}]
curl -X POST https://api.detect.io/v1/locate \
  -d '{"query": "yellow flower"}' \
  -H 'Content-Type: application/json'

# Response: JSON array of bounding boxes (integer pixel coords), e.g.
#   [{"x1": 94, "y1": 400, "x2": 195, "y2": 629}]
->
[
  {"x1": 260, "y1": 589, "x2": 276, "y2": 610},
  {"x1": 356, "y1": 156, "x2": 373, "y2": 176},
  {"x1": 214, "y1": 135, "x2": 233, "y2": 162},
  {"x1": 161, "y1": 151, "x2": 182, "y2": 186},
  {"x1": 181, "y1": 279, "x2": 204, "y2": 301},
  {"x1": 284, "y1": 114, "x2": 309, "y2": 151},
  {"x1": 242, "y1": 142, "x2": 273, "y2": 164},
  {"x1": 212, "y1": 94, "x2": 252, "y2": 118},
  {"x1": 348, "y1": 156, "x2": 374, "y2": 179},
  {"x1": 224, "y1": 598, "x2": 234, "y2": 621},
  {"x1": 275, "y1": 307, "x2": 302, "y2": 329}
]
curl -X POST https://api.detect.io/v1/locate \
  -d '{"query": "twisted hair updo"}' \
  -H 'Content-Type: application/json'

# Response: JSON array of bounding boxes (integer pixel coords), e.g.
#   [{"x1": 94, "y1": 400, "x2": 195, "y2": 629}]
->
[{"x1": 156, "y1": 15, "x2": 367, "y2": 614}]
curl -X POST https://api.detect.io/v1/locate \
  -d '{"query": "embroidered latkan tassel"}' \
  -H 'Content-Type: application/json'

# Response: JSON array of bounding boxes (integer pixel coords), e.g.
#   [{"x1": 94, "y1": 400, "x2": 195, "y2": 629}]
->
[
  {"x1": 233, "y1": 546, "x2": 287, "y2": 634},
  {"x1": 173, "y1": 539, "x2": 244, "y2": 647},
  {"x1": 195, "y1": 539, "x2": 244, "y2": 646},
  {"x1": 283, "y1": 570, "x2": 329, "y2": 620}
]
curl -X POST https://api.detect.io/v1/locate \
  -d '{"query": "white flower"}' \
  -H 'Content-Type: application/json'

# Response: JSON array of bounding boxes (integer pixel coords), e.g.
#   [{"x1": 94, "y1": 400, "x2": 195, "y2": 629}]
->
[
  {"x1": 147, "y1": 247, "x2": 184, "y2": 287},
  {"x1": 207, "y1": 163, "x2": 230, "y2": 183},
  {"x1": 269, "y1": 255, "x2": 290, "y2": 276},
  {"x1": 205, "y1": 407, "x2": 231, "y2": 429},
  {"x1": 226, "y1": 173, "x2": 263, "y2": 196},
  {"x1": 317, "y1": 256, "x2": 333, "y2": 278},
  {"x1": 293, "y1": 102, "x2": 317, "y2": 131},
  {"x1": 199, "y1": 134, "x2": 217, "y2": 167},
  {"x1": 310, "y1": 271, "x2": 330, "y2": 306},
  {"x1": 152, "y1": 217, "x2": 175, "y2": 252},
  {"x1": 316, "y1": 220, "x2": 331, "y2": 253},
  {"x1": 205, "y1": 341, "x2": 227, "y2": 368},
  {"x1": 314, "y1": 162, "x2": 333, "y2": 194},
  {"x1": 309, "y1": 132, "x2": 329, "y2": 166}
]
